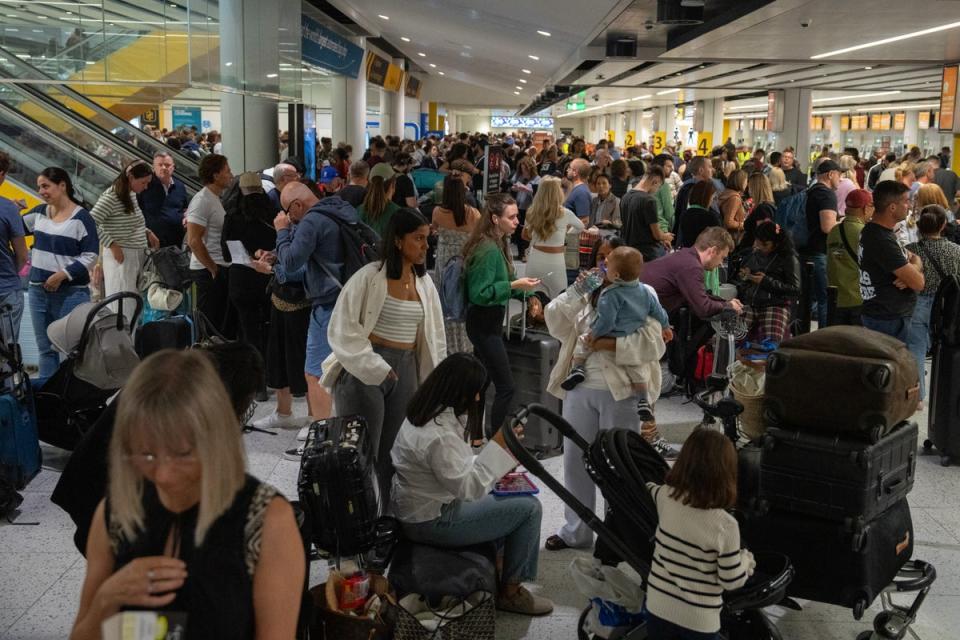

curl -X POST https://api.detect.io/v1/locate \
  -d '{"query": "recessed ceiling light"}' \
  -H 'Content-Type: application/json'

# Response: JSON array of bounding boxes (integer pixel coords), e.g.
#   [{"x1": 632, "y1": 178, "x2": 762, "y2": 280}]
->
[
  {"x1": 514, "y1": 91, "x2": 520, "y2": 95},
  {"x1": 401, "y1": 36, "x2": 410, "y2": 42},
  {"x1": 656, "y1": 89, "x2": 680, "y2": 95},
  {"x1": 537, "y1": 30, "x2": 551, "y2": 37},
  {"x1": 438, "y1": 71, "x2": 445, "y2": 75},
  {"x1": 225, "y1": 61, "x2": 233, "y2": 67},
  {"x1": 813, "y1": 90, "x2": 901, "y2": 103},
  {"x1": 516, "y1": 86, "x2": 522, "y2": 90},
  {"x1": 266, "y1": 73, "x2": 278, "y2": 78},
  {"x1": 519, "y1": 79, "x2": 527, "y2": 83},
  {"x1": 812, "y1": 20, "x2": 960, "y2": 59},
  {"x1": 864, "y1": 66, "x2": 872, "y2": 70},
  {"x1": 378, "y1": 14, "x2": 389, "y2": 20},
  {"x1": 429, "y1": 63, "x2": 436, "y2": 68},
  {"x1": 522, "y1": 69, "x2": 532, "y2": 74},
  {"x1": 528, "y1": 55, "x2": 539, "y2": 60},
  {"x1": 417, "y1": 52, "x2": 426, "y2": 57}
]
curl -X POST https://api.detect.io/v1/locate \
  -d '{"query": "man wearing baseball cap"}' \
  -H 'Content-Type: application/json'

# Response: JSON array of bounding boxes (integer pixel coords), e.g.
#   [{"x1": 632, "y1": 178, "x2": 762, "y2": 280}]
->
[
  {"x1": 827, "y1": 189, "x2": 873, "y2": 326},
  {"x1": 803, "y1": 158, "x2": 841, "y2": 327}
]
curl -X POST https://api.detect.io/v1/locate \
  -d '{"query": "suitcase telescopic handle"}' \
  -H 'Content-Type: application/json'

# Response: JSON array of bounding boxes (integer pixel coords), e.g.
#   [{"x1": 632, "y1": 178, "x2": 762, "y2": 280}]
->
[{"x1": 515, "y1": 403, "x2": 590, "y2": 452}]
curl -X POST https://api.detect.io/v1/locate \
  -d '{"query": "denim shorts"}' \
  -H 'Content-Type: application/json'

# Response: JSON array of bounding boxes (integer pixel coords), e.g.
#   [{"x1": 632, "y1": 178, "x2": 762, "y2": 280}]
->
[{"x1": 305, "y1": 304, "x2": 334, "y2": 377}]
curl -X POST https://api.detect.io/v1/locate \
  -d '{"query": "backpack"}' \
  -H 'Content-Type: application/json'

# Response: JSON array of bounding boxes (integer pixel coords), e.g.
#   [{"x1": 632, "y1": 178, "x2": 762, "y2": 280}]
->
[
  {"x1": 775, "y1": 188, "x2": 810, "y2": 250},
  {"x1": 439, "y1": 254, "x2": 468, "y2": 322},
  {"x1": 921, "y1": 242, "x2": 960, "y2": 347},
  {"x1": 315, "y1": 210, "x2": 381, "y2": 288}
]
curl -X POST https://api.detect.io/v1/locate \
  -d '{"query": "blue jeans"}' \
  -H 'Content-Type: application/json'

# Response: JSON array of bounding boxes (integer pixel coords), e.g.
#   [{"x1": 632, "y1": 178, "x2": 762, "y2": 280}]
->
[
  {"x1": 0, "y1": 288, "x2": 24, "y2": 344},
  {"x1": 28, "y1": 284, "x2": 90, "y2": 378},
  {"x1": 906, "y1": 294, "x2": 934, "y2": 400},
  {"x1": 808, "y1": 254, "x2": 828, "y2": 327},
  {"x1": 862, "y1": 314, "x2": 911, "y2": 345},
  {"x1": 304, "y1": 304, "x2": 334, "y2": 377},
  {"x1": 401, "y1": 494, "x2": 542, "y2": 584},
  {"x1": 644, "y1": 607, "x2": 720, "y2": 640}
]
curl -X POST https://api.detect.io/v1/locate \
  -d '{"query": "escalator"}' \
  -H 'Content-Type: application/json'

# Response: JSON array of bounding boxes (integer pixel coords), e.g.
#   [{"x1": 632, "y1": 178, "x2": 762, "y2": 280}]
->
[{"x1": 0, "y1": 44, "x2": 203, "y2": 191}]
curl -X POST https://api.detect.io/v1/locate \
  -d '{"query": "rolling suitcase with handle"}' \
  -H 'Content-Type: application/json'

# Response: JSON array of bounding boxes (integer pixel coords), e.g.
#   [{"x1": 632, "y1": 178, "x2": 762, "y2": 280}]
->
[
  {"x1": 763, "y1": 326, "x2": 919, "y2": 441},
  {"x1": 926, "y1": 272, "x2": 960, "y2": 466}
]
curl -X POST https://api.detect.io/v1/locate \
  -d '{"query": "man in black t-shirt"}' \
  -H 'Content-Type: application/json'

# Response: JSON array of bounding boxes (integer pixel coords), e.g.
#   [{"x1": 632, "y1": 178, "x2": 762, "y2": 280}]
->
[
  {"x1": 333, "y1": 161, "x2": 369, "y2": 208},
  {"x1": 620, "y1": 166, "x2": 672, "y2": 262},
  {"x1": 859, "y1": 181, "x2": 924, "y2": 343},
  {"x1": 781, "y1": 149, "x2": 807, "y2": 190},
  {"x1": 803, "y1": 159, "x2": 840, "y2": 326}
]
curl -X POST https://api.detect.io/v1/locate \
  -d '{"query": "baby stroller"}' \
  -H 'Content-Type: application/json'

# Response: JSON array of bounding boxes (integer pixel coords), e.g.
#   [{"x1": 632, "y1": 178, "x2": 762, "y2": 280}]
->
[
  {"x1": 502, "y1": 404, "x2": 795, "y2": 640},
  {"x1": 35, "y1": 292, "x2": 142, "y2": 450}
]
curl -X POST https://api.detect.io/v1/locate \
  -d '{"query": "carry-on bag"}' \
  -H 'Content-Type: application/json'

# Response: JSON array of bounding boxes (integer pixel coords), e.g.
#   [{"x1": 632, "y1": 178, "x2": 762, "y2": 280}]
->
[
  {"x1": 926, "y1": 341, "x2": 960, "y2": 466},
  {"x1": 759, "y1": 422, "x2": 917, "y2": 523},
  {"x1": 763, "y1": 326, "x2": 919, "y2": 440},
  {"x1": 297, "y1": 415, "x2": 381, "y2": 558},
  {"x1": 741, "y1": 498, "x2": 913, "y2": 616},
  {"x1": 135, "y1": 315, "x2": 195, "y2": 358},
  {"x1": 0, "y1": 379, "x2": 40, "y2": 489}
]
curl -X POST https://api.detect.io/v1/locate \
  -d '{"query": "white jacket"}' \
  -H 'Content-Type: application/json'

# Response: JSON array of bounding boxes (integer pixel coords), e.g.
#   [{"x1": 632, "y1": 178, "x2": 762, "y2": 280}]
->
[
  {"x1": 321, "y1": 262, "x2": 447, "y2": 388},
  {"x1": 545, "y1": 285, "x2": 664, "y2": 402}
]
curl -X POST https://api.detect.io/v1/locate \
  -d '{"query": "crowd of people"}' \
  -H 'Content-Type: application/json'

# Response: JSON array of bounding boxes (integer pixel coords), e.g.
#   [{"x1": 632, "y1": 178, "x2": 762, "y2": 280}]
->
[{"x1": 1, "y1": 125, "x2": 958, "y2": 640}]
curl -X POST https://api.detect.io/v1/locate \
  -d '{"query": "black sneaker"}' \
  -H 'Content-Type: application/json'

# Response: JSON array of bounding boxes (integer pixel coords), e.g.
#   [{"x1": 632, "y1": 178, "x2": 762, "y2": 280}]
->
[
  {"x1": 637, "y1": 398, "x2": 655, "y2": 422},
  {"x1": 561, "y1": 366, "x2": 586, "y2": 390}
]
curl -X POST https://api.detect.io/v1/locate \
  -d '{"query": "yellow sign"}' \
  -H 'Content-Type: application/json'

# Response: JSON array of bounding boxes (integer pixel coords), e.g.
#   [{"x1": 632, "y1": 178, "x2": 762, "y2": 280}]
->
[
  {"x1": 652, "y1": 131, "x2": 666, "y2": 155},
  {"x1": 625, "y1": 130, "x2": 636, "y2": 147},
  {"x1": 606, "y1": 130, "x2": 615, "y2": 143},
  {"x1": 696, "y1": 131, "x2": 713, "y2": 156}
]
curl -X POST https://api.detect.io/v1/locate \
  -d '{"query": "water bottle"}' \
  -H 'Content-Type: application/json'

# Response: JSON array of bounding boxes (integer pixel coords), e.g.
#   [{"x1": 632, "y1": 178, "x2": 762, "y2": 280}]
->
[{"x1": 574, "y1": 267, "x2": 604, "y2": 296}]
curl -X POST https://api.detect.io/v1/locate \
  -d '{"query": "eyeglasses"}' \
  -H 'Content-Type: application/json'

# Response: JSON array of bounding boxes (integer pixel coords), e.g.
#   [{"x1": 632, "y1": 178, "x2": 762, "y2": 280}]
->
[
  {"x1": 281, "y1": 199, "x2": 299, "y2": 214},
  {"x1": 125, "y1": 451, "x2": 198, "y2": 467}
]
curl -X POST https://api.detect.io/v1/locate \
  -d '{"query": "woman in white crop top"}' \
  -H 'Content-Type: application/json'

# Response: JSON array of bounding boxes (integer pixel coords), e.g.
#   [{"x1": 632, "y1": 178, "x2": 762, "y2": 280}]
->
[
  {"x1": 522, "y1": 176, "x2": 585, "y2": 297},
  {"x1": 322, "y1": 208, "x2": 447, "y2": 499}
]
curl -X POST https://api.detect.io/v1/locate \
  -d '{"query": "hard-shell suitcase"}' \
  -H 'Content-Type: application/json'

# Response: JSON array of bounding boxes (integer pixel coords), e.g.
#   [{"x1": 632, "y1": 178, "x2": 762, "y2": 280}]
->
[
  {"x1": 297, "y1": 415, "x2": 380, "y2": 558},
  {"x1": 764, "y1": 326, "x2": 919, "y2": 440},
  {"x1": 742, "y1": 499, "x2": 913, "y2": 615},
  {"x1": 759, "y1": 422, "x2": 917, "y2": 523},
  {"x1": 926, "y1": 342, "x2": 960, "y2": 465},
  {"x1": 0, "y1": 380, "x2": 40, "y2": 489}
]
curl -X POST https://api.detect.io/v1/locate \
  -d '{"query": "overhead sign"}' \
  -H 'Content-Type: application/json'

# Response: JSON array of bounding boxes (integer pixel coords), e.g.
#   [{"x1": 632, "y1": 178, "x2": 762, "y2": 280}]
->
[
  {"x1": 766, "y1": 90, "x2": 784, "y2": 132},
  {"x1": 141, "y1": 107, "x2": 159, "y2": 128},
  {"x1": 490, "y1": 116, "x2": 555, "y2": 129},
  {"x1": 696, "y1": 131, "x2": 713, "y2": 156},
  {"x1": 893, "y1": 112, "x2": 906, "y2": 131},
  {"x1": 483, "y1": 145, "x2": 504, "y2": 198},
  {"x1": 625, "y1": 130, "x2": 636, "y2": 147},
  {"x1": 940, "y1": 65, "x2": 958, "y2": 132},
  {"x1": 606, "y1": 130, "x2": 615, "y2": 143},
  {"x1": 366, "y1": 52, "x2": 404, "y2": 92},
  {"x1": 301, "y1": 16, "x2": 364, "y2": 79},
  {"x1": 652, "y1": 131, "x2": 666, "y2": 155},
  {"x1": 171, "y1": 106, "x2": 201, "y2": 131},
  {"x1": 566, "y1": 91, "x2": 586, "y2": 111},
  {"x1": 405, "y1": 75, "x2": 422, "y2": 99}
]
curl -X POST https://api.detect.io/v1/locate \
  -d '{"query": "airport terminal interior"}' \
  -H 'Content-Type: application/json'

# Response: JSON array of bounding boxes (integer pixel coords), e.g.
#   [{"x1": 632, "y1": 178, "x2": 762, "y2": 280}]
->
[{"x1": 3, "y1": 0, "x2": 960, "y2": 638}]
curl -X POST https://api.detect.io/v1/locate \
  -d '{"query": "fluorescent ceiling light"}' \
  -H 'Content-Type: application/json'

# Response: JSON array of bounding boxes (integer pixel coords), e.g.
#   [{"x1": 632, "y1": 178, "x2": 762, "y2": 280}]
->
[
  {"x1": 813, "y1": 90, "x2": 900, "y2": 103},
  {"x1": 522, "y1": 69, "x2": 531, "y2": 74},
  {"x1": 378, "y1": 14, "x2": 389, "y2": 19},
  {"x1": 519, "y1": 79, "x2": 527, "y2": 83},
  {"x1": 855, "y1": 103, "x2": 940, "y2": 111},
  {"x1": 605, "y1": 99, "x2": 631, "y2": 107},
  {"x1": 812, "y1": 20, "x2": 960, "y2": 59},
  {"x1": 656, "y1": 89, "x2": 679, "y2": 95},
  {"x1": 224, "y1": 61, "x2": 233, "y2": 66},
  {"x1": 266, "y1": 73, "x2": 278, "y2": 78},
  {"x1": 811, "y1": 109, "x2": 852, "y2": 115},
  {"x1": 417, "y1": 52, "x2": 426, "y2": 57},
  {"x1": 514, "y1": 91, "x2": 520, "y2": 95},
  {"x1": 631, "y1": 94, "x2": 652, "y2": 101},
  {"x1": 723, "y1": 113, "x2": 766, "y2": 119},
  {"x1": 642, "y1": 112, "x2": 653, "y2": 117},
  {"x1": 401, "y1": 36, "x2": 410, "y2": 42},
  {"x1": 537, "y1": 30, "x2": 551, "y2": 37},
  {"x1": 516, "y1": 86, "x2": 522, "y2": 90},
  {"x1": 725, "y1": 103, "x2": 767, "y2": 110},
  {"x1": 528, "y1": 55, "x2": 539, "y2": 60},
  {"x1": 438, "y1": 71, "x2": 445, "y2": 75},
  {"x1": 429, "y1": 63, "x2": 436, "y2": 68}
]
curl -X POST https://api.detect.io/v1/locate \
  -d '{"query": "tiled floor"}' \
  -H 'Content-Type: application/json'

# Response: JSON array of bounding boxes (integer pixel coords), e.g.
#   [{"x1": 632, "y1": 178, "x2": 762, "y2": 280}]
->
[{"x1": 2, "y1": 386, "x2": 958, "y2": 639}]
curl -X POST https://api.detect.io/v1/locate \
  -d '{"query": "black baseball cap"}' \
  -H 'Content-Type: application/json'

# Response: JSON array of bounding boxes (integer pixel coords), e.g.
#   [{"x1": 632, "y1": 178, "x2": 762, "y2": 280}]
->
[{"x1": 816, "y1": 159, "x2": 841, "y2": 174}]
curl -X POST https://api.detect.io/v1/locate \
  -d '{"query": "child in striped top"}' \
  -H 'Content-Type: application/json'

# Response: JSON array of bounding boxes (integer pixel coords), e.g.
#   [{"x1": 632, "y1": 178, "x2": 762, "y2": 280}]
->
[{"x1": 644, "y1": 428, "x2": 755, "y2": 639}]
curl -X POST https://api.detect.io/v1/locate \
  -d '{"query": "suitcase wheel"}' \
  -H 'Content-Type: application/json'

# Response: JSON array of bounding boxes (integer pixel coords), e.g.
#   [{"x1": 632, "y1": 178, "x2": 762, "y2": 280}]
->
[
  {"x1": 852, "y1": 595, "x2": 868, "y2": 621},
  {"x1": 866, "y1": 364, "x2": 894, "y2": 393},
  {"x1": 941, "y1": 456, "x2": 952, "y2": 467},
  {"x1": 922, "y1": 439, "x2": 933, "y2": 452}
]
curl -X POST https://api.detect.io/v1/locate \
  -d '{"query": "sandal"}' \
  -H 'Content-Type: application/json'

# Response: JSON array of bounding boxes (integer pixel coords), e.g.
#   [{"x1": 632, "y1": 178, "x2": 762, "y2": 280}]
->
[{"x1": 545, "y1": 535, "x2": 571, "y2": 551}]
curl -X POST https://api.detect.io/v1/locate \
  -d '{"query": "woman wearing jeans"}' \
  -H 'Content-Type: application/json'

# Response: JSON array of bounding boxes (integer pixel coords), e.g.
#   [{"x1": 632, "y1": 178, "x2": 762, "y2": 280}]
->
[
  {"x1": 462, "y1": 194, "x2": 541, "y2": 433},
  {"x1": 906, "y1": 205, "x2": 960, "y2": 405},
  {"x1": 323, "y1": 208, "x2": 447, "y2": 500},
  {"x1": 28, "y1": 168, "x2": 99, "y2": 378},
  {"x1": 391, "y1": 353, "x2": 553, "y2": 616}
]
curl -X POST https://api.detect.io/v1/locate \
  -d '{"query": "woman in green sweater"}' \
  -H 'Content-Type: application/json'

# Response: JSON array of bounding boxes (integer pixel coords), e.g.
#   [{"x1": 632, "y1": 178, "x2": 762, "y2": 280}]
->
[{"x1": 462, "y1": 194, "x2": 541, "y2": 433}]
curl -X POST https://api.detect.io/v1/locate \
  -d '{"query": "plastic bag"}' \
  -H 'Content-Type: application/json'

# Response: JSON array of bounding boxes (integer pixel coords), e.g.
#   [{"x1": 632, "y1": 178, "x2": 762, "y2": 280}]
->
[
  {"x1": 570, "y1": 557, "x2": 644, "y2": 610},
  {"x1": 727, "y1": 360, "x2": 764, "y2": 397}
]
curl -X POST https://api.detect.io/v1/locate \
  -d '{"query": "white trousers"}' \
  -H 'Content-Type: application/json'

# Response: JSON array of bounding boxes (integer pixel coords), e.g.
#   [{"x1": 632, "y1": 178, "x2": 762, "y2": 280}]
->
[{"x1": 102, "y1": 246, "x2": 145, "y2": 323}]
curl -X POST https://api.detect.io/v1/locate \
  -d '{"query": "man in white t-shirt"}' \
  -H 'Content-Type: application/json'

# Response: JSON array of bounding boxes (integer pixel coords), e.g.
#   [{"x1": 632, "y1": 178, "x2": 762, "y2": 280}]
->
[{"x1": 186, "y1": 153, "x2": 234, "y2": 336}]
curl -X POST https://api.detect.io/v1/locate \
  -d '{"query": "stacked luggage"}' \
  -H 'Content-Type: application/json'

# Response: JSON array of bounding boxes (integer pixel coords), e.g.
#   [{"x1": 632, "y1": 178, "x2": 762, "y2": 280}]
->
[{"x1": 741, "y1": 326, "x2": 925, "y2": 618}]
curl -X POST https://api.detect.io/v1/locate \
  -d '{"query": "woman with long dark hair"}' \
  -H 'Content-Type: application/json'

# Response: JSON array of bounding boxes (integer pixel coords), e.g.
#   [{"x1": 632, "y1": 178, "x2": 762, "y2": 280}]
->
[
  {"x1": 734, "y1": 220, "x2": 800, "y2": 344},
  {"x1": 358, "y1": 163, "x2": 400, "y2": 237},
  {"x1": 390, "y1": 353, "x2": 553, "y2": 616},
  {"x1": 323, "y1": 208, "x2": 447, "y2": 498},
  {"x1": 90, "y1": 160, "x2": 159, "y2": 320},
  {"x1": 28, "y1": 167, "x2": 99, "y2": 377}
]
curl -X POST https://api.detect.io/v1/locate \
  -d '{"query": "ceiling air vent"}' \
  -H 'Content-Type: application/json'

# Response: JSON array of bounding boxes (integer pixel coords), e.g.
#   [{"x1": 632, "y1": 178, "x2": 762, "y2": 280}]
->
[
  {"x1": 606, "y1": 34, "x2": 637, "y2": 58},
  {"x1": 656, "y1": 0, "x2": 704, "y2": 25}
]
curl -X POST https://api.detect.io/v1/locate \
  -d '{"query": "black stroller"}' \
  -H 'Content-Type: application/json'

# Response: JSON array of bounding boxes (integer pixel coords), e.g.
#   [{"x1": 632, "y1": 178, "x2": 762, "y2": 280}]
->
[
  {"x1": 35, "y1": 292, "x2": 142, "y2": 450},
  {"x1": 502, "y1": 404, "x2": 795, "y2": 640}
]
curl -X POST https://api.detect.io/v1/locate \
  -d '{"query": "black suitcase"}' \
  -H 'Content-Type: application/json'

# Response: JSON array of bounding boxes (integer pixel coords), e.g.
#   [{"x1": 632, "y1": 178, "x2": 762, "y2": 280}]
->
[
  {"x1": 759, "y1": 422, "x2": 917, "y2": 523},
  {"x1": 742, "y1": 499, "x2": 913, "y2": 615},
  {"x1": 926, "y1": 341, "x2": 960, "y2": 466},
  {"x1": 297, "y1": 415, "x2": 380, "y2": 558},
  {"x1": 135, "y1": 315, "x2": 194, "y2": 358}
]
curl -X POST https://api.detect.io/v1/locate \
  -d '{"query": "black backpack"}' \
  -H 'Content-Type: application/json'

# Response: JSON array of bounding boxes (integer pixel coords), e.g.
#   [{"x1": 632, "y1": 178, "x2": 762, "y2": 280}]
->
[
  {"x1": 923, "y1": 242, "x2": 960, "y2": 347},
  {"x1": 315, "y1": 210, "x2": 381, "y2": 288}
]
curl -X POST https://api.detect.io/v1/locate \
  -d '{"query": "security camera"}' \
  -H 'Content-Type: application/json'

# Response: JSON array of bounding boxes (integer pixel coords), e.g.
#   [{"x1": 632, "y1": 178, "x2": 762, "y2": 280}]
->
[
  {"x1": 800, "y1": 18, "x2": 812, "y2": 28},
  {"x1": 644, "y1": 20, "x2": 655, "y2": 31},
  {"x1": 592, "y1": 94, "x2": 600, "y2": 102}
]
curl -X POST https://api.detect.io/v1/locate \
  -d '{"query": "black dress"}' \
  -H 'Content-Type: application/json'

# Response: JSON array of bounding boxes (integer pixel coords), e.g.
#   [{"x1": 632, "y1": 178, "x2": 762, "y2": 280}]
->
[{"x1": 107, "y1": 476, "x2": 282, "y2": 640}]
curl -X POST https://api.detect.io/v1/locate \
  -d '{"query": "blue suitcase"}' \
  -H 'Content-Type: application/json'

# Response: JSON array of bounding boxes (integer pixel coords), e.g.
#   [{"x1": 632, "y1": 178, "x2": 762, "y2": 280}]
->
[{"x1": 0, "y1": 379, "x2": 41, "y2": 489}]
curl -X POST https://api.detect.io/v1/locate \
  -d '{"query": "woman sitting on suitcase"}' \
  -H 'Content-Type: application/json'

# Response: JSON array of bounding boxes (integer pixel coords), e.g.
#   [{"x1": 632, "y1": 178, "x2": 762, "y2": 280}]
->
[
  {"x1": 70, "y1": 350, "x2": 305, "y2": 640},
  {"x1": 323, "y1": 208, "x2": 447, "y2": 502},
  {"x1": 390, "y1": 352, "x2": 553, "y2": 616}
]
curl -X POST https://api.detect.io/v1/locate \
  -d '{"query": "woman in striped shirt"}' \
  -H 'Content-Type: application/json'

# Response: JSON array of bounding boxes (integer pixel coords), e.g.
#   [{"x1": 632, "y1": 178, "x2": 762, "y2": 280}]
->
[
  {"x1": 90, "y1": 160, "x2": 159, "y2": 320},
  {"x1": 28, "y1": 168, "x2": 100, "y2": 378},
  {"x1": 644, "y1": 428, "x2": 755, "y2": 639}
]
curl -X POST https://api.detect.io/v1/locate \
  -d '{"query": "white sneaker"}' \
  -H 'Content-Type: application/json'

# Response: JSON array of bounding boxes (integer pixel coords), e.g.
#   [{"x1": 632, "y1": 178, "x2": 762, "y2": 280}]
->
[
  {"x1": 297, "y1": 426, "x2": 311, "y2": 442},
  {"x1": 251, "y1": 411, "x2": 303, "y2": 430}
]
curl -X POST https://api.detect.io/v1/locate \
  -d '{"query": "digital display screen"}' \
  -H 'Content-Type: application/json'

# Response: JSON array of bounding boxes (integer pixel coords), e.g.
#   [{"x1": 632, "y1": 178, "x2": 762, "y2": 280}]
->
[{"x1": 490, "y1": 116, "x2": 555, "y2": 129}]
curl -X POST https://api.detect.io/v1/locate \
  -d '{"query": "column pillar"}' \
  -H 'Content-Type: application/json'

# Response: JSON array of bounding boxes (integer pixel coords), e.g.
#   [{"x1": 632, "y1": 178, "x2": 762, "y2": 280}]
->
[
  {"x1": 904, "y1": 110, "x2": 920, "y2": 147},
  {"x1": 829, "y1": 114, "x2": 843, "y2": 150},
  {"x1": 696, "y1": 99, "x2": 724, "y2": 152},
  {"x1": 390, "y1": 58, "x2": 406, "y2": 138},
  {"x1": 778, "y1": 88, "x2": 813, "y2": 157}
]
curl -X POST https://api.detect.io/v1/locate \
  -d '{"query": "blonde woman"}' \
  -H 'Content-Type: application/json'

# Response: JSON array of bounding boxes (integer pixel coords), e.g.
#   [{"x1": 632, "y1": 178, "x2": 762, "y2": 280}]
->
[
  {"x1": 522, "y1": 176, "x2": 584, "y2": 296},
  {"x1": 71, "y1": 350, "x2": 304, "y2": 640},
  {"x1": 767, "y1": 166, "x2": 792, "y2": 205},
  {"x1": 835, "y1": 155, "x2": 858, "y2": 217}
]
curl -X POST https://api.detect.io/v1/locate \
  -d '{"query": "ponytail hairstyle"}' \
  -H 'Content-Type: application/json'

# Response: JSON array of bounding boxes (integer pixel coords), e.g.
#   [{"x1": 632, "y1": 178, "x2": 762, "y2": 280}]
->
[
  {"x1": 462, "y1": 193, "x2": 517, "y2": 278},
  {"x1": 113, "y1": 160, "x2": 153, "y2": 214},
  {"x1": 39, "y1": 166, "x2": 83, "y2": 206},
  {"x1": 361, "y1": 174, "x2": 397, "y2": 221},
  {"x1": 917, "y1": 204, "x2": 948, "y2": 238},
  {"x1": 753, "y1": 219, "x2": 795, "y2": 256}
]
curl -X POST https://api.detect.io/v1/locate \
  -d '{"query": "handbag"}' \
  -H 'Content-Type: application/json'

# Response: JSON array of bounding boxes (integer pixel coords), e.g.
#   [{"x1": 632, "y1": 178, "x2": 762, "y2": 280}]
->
[{"x1": 393, "y1": 591, "x2": 495, "y2": 640}]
